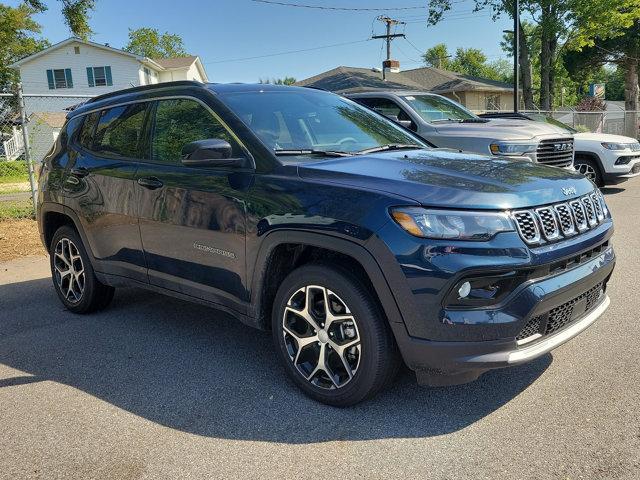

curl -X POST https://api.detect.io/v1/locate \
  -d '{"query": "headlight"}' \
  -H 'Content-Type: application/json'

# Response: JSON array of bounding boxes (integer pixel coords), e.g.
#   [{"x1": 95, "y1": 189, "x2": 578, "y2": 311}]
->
[
  {"x1": 390, "y1": 207, "x2": 514, "y2": 241},
  {"x1": 489, "y1": 142, "x2": 537, "y2": 156},
  {"x1": 601, "y1": 142, "x2": 629, "y2": 151}
]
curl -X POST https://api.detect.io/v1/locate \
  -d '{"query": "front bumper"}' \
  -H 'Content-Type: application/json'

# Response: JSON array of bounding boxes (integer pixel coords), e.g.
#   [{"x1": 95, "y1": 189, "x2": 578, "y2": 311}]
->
[
  {"x1": 386, "y1": 240, "x2": 615, "y2": 386},
  {"x1": 603, "y1": 162, "x2": 640, "y2": 184}
]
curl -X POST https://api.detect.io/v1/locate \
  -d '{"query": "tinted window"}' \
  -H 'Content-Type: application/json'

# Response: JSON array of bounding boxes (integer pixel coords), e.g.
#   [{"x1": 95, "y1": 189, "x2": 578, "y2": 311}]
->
[
  {"x1": 78, "y1": 112, "x2": 99, "y2": 150},
  {"x1": 221, "y1": 90, "x2": 422, "y2": 155},
  {"x1": 356, "y1": 97, "x2": 410, "y2": 121},
  {"x1": 151, "y1": 98, "x2": 240, "y2": 164},
  {"x1": 93, "y1": 103, "x2": 147, "y2": 158},
  {"x1": 401, "y1": 95, "x2": 477, "y2": 123}
]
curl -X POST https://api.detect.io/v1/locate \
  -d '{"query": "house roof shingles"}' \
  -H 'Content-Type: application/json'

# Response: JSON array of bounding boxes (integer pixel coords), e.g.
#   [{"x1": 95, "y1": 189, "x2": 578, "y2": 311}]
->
[{"x1": 295, "y1": 65, "x2": 514, "y2": 94}]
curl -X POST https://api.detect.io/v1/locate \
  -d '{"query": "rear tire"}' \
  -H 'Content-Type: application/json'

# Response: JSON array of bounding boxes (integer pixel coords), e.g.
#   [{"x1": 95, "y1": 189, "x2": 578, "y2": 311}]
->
[
  {"x1": 50, "y1": 225, "x2": 115, "y2": 314},
  {"x1": 272, "y1": 263, "x2": 400, "y2": 406},
  {"x1": 574, "y1": 157, "x2": 603, "y2": 187}
]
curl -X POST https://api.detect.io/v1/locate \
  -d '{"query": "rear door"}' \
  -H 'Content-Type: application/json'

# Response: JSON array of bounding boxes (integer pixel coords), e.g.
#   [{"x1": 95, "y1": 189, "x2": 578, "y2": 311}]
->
[
  {"x1": 135, "y1": 97, "x2": 249, "y2": 308},
  {"x1": 63, "y1": 102, "x2": 149, "y2": 282}
]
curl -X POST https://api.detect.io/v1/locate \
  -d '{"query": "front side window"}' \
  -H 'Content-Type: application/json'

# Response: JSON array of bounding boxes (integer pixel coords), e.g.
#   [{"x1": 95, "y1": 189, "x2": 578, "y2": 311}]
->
[
  {"x1": 220, "y1": 90, "x2": 422, "y2": 155},
  {"x1": 150, "y1": 98, "x2": 241, "y2": 164},
  {"x1": 93, "y1": 103, "x2": 147, "y2": 158},
  {"x1": 402, "y1": 95, "x2": 477, "y2": 123}
]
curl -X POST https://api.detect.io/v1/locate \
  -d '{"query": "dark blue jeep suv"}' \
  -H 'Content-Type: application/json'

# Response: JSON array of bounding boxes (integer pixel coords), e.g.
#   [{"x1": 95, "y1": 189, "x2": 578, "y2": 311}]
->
[{"x1": 37, "y1": 81, "x2": 615, "y2": 406}]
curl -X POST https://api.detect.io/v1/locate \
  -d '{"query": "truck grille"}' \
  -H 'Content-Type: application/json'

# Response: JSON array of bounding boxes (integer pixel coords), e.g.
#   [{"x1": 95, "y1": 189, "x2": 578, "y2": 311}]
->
[
  {"x1": 516, "y1": 282, "x2": 605, "y2": 344},
  {"x1": 536, "y1": 138, "x2": 574, "y2": 168},
  {"x1": 513, "y1": 190, "x2": 608, "y2": 245}
]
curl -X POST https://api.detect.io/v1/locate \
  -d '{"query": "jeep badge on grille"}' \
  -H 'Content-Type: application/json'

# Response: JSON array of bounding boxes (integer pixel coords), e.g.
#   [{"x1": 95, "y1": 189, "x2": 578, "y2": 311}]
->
[{"x1": 562, "y1": 186, "x2": 577, "y2": 196}]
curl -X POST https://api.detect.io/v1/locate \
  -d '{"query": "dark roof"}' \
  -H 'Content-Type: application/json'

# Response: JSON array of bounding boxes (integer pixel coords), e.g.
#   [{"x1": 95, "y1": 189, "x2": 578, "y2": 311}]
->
[
  {"x1": 152, "y1": 56, "x2": 198, "y2": 69},
  {"x1": 295, "y1": 66, "x2": 424, "y2": 93},
  {"x1": 295, "y1": 65, "x2": 514, "y2": 94}
]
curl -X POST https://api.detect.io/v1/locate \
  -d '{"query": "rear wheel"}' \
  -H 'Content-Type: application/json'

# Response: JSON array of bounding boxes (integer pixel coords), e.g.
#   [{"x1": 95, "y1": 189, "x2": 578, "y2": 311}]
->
[
  {"x1": 574, "y1": 157, "x2": 603, "y2": 187},
  {"x1": 272, "y1": 264, "x2": 400, "y2": 406},
  {"x1": 50, "y1": 226, "x2": 114, "y2": 313}
]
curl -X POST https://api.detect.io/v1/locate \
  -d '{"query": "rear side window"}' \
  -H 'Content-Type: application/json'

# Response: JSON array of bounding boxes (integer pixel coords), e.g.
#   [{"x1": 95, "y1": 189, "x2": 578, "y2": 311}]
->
[
  {"x1": 78, "y1": 112, "x2": 99, "y2": 150},
  {"x1": 93, "y1": 103, "x2": 148, "y2": 159},
  {"x1": 150, "y1": 98, "x2": 241, "y2": 164}
]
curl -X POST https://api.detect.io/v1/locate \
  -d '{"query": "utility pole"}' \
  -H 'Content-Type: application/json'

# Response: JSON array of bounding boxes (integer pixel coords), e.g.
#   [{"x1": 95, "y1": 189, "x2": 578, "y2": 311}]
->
[
  {"x1": 372, "y1": 16, "x2": 405, "y2": 80},
  {"x1": 513, "y1": 0, "x2": 520, "y2": 112}
]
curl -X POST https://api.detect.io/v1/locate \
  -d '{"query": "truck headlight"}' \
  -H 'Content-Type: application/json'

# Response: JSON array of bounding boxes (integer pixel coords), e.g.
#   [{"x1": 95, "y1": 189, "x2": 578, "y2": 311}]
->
[
  {"x1": 601, "y1": 142, "x2": 629, "y2": 151},
  {"x1": 390, "y1": 207, "x2": 514, "y2": 241},
  {"x1": 489, "y1": 142, "x2": 537, "y2": 156}
]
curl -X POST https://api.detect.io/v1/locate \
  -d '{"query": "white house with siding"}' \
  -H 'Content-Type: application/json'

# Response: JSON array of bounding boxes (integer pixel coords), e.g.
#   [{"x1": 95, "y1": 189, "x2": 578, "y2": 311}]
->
[{"x1": 10, "y1": 37, "x2": 209, "y2": 114}]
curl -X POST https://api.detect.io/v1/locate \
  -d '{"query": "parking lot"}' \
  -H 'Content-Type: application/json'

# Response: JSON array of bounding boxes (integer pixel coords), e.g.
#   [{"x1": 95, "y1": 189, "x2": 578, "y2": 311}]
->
[{"x1": 0, "y1": 184, "x2": 639, "y2": 480}]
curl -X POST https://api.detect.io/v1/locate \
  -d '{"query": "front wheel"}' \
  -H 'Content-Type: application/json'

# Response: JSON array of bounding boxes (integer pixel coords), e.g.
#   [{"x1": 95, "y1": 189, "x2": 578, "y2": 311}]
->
[
  {"x1": 272, "y1": 264, "x2": 400, "y2": 406},
  {"x1": 574, "y1": 157, "x2": 603, "y2": 187}
]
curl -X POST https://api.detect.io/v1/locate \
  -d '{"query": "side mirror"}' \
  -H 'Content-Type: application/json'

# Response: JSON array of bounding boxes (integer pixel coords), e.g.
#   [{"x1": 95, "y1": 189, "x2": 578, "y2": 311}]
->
[
  {"x1": 397, "y1": 119, "x2": 415, "y2": 130},
  {"x1": 181, "y1": 138, "x2": 245, "y2": 168}
]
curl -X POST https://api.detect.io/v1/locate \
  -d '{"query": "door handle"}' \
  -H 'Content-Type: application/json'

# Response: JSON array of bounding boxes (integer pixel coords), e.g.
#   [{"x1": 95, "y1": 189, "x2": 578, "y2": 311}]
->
[
  {"x1": 70, "y1": 166, "x2": 89, "y2": 178},
  {"x1": 137, "y1": 177, "x2": 164, "y2": 190}
]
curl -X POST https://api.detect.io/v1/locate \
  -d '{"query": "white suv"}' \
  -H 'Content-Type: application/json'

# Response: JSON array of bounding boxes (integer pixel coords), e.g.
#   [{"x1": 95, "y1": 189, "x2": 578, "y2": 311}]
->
[{"x1": 572, "y1": 132, "x2": 640, "y2": 187}]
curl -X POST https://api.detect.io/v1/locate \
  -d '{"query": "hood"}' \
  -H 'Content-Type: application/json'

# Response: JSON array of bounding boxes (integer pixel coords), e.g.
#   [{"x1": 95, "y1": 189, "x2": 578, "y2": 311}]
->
[
  {"x1": 298, "y1": 149, "x2": 594, "y2": 210},
  {"x1": 433, "y1": 118, "x2": 571, "y2": 141},
  {"x1": 574, "y1": 131, "x2": 638, "y2": 143}
]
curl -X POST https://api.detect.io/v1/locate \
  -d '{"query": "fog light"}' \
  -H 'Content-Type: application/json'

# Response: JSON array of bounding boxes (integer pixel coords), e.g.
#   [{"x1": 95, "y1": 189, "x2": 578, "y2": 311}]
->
[{"x1": 458, "y1": 281, "x2": 471, "y2": 298}]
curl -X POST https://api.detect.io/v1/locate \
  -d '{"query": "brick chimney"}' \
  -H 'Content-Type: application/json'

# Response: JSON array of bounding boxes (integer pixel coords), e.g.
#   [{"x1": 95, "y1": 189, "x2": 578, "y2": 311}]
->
[{"x1": 383, "y1": 59, "x2": 400, "y2": 74}]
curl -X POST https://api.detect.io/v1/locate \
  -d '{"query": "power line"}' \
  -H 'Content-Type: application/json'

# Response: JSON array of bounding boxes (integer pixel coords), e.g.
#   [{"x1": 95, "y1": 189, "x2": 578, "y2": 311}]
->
[
  {"x1": 202, "y1": 39, "x2": 372, "y2": 64},
  {"x1": 251, "y1": 0, "x2": 427, "y2": 11}
]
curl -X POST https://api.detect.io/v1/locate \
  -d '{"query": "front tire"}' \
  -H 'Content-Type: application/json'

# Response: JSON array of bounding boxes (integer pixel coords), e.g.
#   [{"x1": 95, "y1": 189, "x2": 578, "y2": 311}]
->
[
  {"x1": 50, "y1": 226, "x2": 114, "y2": 314},
  {"x1": 574, "y1": 157, "x2": 604, "y2": 187},
  {"x1": 272, "y1": 264, "x2": 400, "y2": 406}
]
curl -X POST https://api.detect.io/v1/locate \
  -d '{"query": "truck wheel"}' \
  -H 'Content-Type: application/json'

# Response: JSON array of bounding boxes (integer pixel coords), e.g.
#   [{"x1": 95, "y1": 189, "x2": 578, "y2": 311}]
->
[
  {"x1": 574, "y1": 157, "x2": 603, "y2": 187},
  {"x1": 272, "y1": 263, "x2": 400, "y2": 406},
  {"x1": 50, "y1": 225, "x2": 115, "y2": 314}
]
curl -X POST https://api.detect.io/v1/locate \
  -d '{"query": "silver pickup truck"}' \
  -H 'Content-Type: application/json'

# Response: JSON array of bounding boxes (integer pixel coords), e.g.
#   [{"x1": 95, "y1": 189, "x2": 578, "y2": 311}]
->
[{"x1": 348, "y1": 91, "x2": 575, "y2": 169}]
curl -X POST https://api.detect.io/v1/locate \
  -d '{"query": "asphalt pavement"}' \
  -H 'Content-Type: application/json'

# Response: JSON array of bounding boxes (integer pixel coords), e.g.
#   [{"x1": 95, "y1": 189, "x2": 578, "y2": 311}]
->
[{"x1": 1, "y1": 183, "x2": 639, "y2": 479}]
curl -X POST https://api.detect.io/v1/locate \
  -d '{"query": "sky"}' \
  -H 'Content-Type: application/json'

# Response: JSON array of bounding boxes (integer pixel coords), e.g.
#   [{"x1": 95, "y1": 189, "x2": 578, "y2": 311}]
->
[{"x1": 9, "y1": 0, "x2": 514, "y2": 83}]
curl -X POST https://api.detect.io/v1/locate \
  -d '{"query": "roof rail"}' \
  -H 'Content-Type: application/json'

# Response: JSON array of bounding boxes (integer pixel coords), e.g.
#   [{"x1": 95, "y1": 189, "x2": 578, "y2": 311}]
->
[{"x1": 85, "y1": 80, "x2": 207, "y2": 105}]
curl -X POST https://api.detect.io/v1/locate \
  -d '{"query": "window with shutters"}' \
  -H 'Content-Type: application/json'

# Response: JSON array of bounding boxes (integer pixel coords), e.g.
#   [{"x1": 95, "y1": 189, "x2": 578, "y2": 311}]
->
[
  {"x1": 87, "y1": 66, "x2": 113, "y2": 87},
  {"x1": 46, "y1": 68, "x2": 73, "y2": 89}
]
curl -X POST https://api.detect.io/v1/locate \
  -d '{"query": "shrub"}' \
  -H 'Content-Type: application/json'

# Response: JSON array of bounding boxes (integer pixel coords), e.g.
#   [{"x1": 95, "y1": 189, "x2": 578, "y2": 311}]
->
[{"x1": 0, "y1": 161, "x2": 29, "y2": 181}]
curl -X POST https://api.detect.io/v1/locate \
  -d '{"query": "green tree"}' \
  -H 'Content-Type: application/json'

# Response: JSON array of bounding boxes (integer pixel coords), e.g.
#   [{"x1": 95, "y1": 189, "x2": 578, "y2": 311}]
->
[
  {"x1": 427, "y1": 0, "x2": 640, "y2": 110},
  {"x1": 0, "y1": 2, "x2": 50, "y2": 89},
  {"x1": 422, "y1": 44, "x2": 511, "y2": 82},
  {"x1": 258, "y1": 77, "x2": 297, "y2": 85},
  {"x1": 59, "y1": 0, "x2": 95, "y2": 40},
  {"x1": 124, "y1": 27, "x2": 187, "y2": 58}
]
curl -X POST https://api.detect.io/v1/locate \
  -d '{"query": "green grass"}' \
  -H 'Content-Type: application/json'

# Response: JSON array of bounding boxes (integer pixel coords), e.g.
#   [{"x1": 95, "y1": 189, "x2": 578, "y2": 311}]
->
[
  {"x1": 0, "y1": 161, "x2": 29, "y2": 184},
  {"x1": 0, "y1": 198, "x2": 34, "y2": 220}
]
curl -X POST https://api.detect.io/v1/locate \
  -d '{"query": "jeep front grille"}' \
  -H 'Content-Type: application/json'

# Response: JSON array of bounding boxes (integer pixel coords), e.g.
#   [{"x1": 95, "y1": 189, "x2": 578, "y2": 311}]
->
[
  {"x1": 536, "y1": 137, "x2": 574, "y2": 168},
  {"x1": 513, "y1": 190, "x2": 608, "y2": 245}
]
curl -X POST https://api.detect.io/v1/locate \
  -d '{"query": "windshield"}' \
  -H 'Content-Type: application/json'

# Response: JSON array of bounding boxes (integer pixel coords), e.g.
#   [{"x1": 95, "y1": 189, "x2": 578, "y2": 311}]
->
[
  {"x1": 527, "y1": 113, "x2": 577, "y2": 134},
  {"x1": 220, "y1": 89, "x2": 425, "y2": 156},
  {"x1": 402, "y1": 95, "x2": 478, "y2": 123}
]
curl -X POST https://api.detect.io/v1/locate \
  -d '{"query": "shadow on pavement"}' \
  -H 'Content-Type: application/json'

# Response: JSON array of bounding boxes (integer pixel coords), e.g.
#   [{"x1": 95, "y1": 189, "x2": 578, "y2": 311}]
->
[{"x1": 0, "y1": 277, "x2": 550, "y2": 443}]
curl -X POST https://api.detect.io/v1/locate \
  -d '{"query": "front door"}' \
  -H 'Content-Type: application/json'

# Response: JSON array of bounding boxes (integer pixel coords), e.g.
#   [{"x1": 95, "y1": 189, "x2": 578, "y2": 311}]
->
[
  {"x1": 63, "y1": 103, "x2": 148, "y2": 282},
  {"x1": 135, "y1": 97, "x2": 249, "y2": 310}
]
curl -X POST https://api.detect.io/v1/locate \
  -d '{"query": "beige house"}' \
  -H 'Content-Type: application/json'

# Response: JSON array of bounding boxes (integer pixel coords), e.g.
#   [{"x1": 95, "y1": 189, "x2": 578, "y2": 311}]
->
[{"x1": 296, "y1": 65, "x2": 516, "y2": 112}]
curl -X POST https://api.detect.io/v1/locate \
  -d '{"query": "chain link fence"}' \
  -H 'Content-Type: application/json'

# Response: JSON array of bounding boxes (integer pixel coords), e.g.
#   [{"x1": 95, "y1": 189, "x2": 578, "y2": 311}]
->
[{"x1": 0, "y1": 86, "x2": 92, "y2": 211}]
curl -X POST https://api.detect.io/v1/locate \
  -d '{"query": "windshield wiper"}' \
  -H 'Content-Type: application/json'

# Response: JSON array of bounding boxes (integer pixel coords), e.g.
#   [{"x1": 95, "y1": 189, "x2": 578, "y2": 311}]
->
[
  {"x1": 431, "y1": 118, "x2": 463, "y2": 123},
  {"x1": 274, "y1": 149, "x2": 353, "y2": 157},
  {"x1": 355, "y1": 144, "x2": 423, "y2": 155},
  {"x1": 461, "y1": 118, "x2": 490, "y2": 123}
]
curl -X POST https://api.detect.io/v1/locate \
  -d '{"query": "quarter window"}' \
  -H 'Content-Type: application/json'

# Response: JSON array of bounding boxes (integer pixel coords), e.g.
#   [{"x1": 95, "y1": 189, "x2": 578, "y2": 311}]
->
[
  {"x1": 150, "y1": 98, "x2": 240, "y2": 164},
  {"x1": 78, "y1": 112, "x2": 99, "y2": 150},
  {"x1": 93, "y1": 103, "x2": 148, "y2": 159}
]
